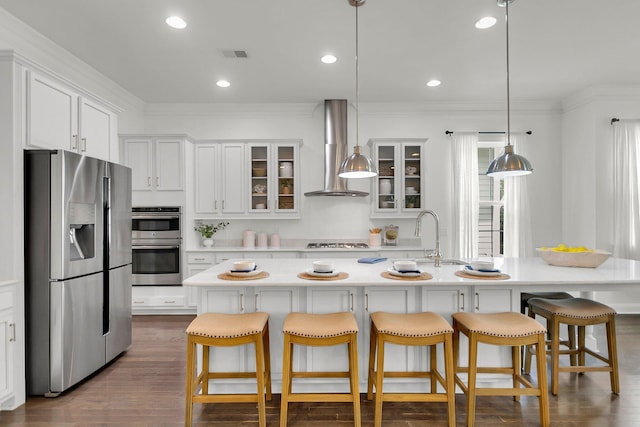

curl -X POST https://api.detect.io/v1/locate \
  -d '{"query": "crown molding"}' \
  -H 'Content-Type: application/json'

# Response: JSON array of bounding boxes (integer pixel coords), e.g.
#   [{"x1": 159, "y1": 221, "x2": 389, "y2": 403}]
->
[
  {"x1": 562, "y1": 85, "x2": 640, "y2": 112},
  {"x1": 0, "y1": 8, "x2": 143, "y2": 113}
]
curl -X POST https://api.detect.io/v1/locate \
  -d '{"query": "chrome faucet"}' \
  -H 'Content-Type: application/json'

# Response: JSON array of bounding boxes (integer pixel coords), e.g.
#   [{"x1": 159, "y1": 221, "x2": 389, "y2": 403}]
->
[{"x1": 414, "y1": 210, "x2": 442, "y2": 267}]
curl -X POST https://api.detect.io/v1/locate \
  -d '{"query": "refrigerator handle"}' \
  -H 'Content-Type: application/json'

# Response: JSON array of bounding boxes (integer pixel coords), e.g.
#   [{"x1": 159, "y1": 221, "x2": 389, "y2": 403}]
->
[{"x1": 103, "y1": 175, "x2": 111, "y2": 336}]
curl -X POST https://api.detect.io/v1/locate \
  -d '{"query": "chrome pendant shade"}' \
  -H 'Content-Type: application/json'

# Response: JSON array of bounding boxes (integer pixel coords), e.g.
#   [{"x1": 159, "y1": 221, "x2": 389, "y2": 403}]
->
[
  {"x1": 486, "y1": 0, "x2": 533, "y2": 178},
  {"x1": 338, "y1": 0, "x2": 377, "y2": 179},
  {"x1": 339, "y1": 145, "x2": 377, "y2": 178},
  {"x1": 486, "y1": 144, "x2": 533, "y2": 177}
]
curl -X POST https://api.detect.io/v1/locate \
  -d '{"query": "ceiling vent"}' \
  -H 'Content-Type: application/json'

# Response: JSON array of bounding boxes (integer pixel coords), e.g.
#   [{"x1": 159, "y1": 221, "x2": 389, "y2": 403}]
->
[{"x1": 220, "y1": 49, "x2": 248, "y2": 58}]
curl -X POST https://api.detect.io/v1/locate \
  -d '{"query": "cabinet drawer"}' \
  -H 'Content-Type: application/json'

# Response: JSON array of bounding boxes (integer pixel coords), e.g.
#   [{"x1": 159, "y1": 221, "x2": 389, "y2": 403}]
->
[
  {"x1": 151, "y1": 296, "x2": 185, "y2": 307},
  {"x1": 131, "y1": 296, "x2": 151, "y2": 307},
  {"x1": 187, "y1": 253, "x2": 215, "y2": 264}
]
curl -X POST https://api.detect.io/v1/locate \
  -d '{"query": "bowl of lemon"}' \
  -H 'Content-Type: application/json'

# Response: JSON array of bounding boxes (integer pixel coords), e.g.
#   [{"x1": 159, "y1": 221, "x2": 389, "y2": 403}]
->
[{"x1": 536, "y1": 244, "x2": 611, "y2": 268}]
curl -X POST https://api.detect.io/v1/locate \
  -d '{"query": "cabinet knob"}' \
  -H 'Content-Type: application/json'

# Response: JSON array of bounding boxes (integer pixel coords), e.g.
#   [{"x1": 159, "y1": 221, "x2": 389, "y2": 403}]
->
[
  {"x1": 72, "y1": 134, "x2": 78, "y2": 150},
  {"x1": 81, "y1": 137, "x2": 87, "y2": 152},
  {"x1": 9, "y1": 322, "x2": 16, "y2": 342}
]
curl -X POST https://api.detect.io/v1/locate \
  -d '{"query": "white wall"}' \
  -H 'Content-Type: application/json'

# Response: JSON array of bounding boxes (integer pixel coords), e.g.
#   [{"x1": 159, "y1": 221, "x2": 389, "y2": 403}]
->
[
  {"x1": 562, "y1": 86, "x2": 640, "y2": 312},
  {"x1": 143, "y1": 102, "x2": 563, "y2": 254}
]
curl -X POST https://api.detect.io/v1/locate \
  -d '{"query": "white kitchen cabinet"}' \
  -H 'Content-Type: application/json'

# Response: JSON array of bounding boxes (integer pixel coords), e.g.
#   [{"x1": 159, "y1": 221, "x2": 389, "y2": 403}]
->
[
  {"x1": 194, "y1": 140, "x2": 301, "y2": 218},
  {"x1": 131, "y1": 286, "x2": 192, "y2": 315},
  {"x1": 368, "y1": 139, "x2": 428, "y2": 217},
  {"x1": 364, "y1": 287, "x2": 419, "y2": 380},
  {"x1": 472, "y1": 287, "x2": 515, "y2": 313},
  {"x1": 253, "y1": 287, "x2": 300, "y2": 380},
  {"x1": 26, "y1": 70, "x2": 116, "y2": 160},
  {"x1": 248, "y1": 142, "x2": 300, "y2": 215},
  {"x1": 193, "y1": 142, "x2": 245, "y2": 215},
  {"x1": 306, "y1": 287, "x2": 359, "y2": 377},
  {"x1": 200, "y1": 287, "x2": 248, "y2": 377},
  {"x1": 0, "y1": 284, "x2": 16, "y2": 409},
  {"x1": 121, "y1": 135, "x2": 184, "y2": 191}
]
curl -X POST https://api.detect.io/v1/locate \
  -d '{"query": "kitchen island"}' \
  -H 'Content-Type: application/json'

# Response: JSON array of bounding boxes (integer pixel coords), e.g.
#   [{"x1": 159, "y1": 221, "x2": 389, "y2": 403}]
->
[{"x1": 183, "y1": 256, "x2": 640, "y2": 393}]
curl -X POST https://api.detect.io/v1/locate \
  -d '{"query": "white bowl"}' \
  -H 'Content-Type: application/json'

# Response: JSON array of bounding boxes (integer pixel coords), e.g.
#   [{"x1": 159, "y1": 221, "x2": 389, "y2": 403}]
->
[
  {"x1": 232, "y1": 260, "x2": 256, "y2": 271},
  {"x1": 536, "y1": 248, "x2": 610, "y2": 268},
  {"x1": 393, "y1": 260, "x2": 418, "y2": 271},
  {"x1": 470, "y1": 260, "x2": 495, "y2": 271},
  {"x1": 312, "y1": 260, "x2": 334, "y2": 273}
]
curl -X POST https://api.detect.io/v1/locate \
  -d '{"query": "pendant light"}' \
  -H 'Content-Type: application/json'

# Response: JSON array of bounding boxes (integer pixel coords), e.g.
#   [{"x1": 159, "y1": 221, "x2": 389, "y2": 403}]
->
[
  {"x1": 338, "y1": 0, "x2": 377, "y2": 179},
  {"x1": 486, "y1": 0, "x2": 533, "y2": 178}
]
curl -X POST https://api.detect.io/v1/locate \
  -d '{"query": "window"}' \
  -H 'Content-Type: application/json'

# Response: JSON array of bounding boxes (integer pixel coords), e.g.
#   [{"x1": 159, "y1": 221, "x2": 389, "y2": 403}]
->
[{"x1": 478, "y1": 139, "x2": 504, "y2": 256}]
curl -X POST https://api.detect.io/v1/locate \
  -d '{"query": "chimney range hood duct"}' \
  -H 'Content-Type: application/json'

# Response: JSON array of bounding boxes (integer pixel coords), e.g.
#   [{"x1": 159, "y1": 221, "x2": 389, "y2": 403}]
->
[{"x1": 304, "y1": 99, "x2": 369, "y2": 197}]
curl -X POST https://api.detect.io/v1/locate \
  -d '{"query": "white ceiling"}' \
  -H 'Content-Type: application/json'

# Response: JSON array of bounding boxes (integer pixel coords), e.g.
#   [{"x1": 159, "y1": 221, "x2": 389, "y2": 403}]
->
[{"x1": 1, "y1": 0, "x2": 638, "y2": 105}]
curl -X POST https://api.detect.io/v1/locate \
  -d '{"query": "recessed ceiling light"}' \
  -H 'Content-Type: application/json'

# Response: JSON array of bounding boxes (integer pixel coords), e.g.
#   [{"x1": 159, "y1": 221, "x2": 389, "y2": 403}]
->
[
  {"x1": 475, "y1": 16, "x2": 497, "y2": 29},
  {"x1": 216, "y1": 80, "x2": 231, "y2": 88},
  {"x1": 321, "y1": 54, "x2": 337, "y2": 64},
  {"x1": 166, "y1": 16, "x2": 187, "y2": 29},
  {"x1": 426, "y1": 79, "x2": 441, "y2": 87}
]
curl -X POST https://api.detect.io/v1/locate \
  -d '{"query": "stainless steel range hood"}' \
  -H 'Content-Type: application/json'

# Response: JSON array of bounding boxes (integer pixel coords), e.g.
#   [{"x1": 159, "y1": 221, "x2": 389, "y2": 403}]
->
[{"x1": 304, "y1": 99, "x2": 369, "y2": 197}]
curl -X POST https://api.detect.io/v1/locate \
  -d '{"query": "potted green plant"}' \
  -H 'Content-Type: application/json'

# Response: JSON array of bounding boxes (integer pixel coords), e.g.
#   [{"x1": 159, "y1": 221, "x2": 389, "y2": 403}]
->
[
  {"x1": 194, "y1": 221, "x2": 229, "y2": 247},
  {"x1": 406, "y1": 195, "x2": 419, "y2": 209},
  {"x1": 280, "y1": 179, "x2": 293, "y2": 194}
]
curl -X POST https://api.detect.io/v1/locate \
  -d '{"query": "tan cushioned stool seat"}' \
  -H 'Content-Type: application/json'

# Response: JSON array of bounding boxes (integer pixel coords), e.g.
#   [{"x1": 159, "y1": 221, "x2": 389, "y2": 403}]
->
[
  {"x1": 452, "y1": 312, "x2": 546, "y2": 337},
  {"x1": 283, "y1": 312, "x2": 358, "y2": 338},
  {"x1": 186, "y1": 312, "x2": 269, "y2": 338},
  {"x1": 371, "y1": 311, "x2": 453, "y2": 337},
  {"x1": 528, "y1": 297, "x2": 616, "y2": 319}
]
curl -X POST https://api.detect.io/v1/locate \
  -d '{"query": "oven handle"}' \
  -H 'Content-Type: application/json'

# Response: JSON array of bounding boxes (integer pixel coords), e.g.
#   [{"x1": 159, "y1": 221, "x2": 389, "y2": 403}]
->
[
  {"x1": 132, "y1": 215, "x2": 181, "y2": 220},
  {"x1": 132, "y1": 245, "x2": 181, "y2": 250}
]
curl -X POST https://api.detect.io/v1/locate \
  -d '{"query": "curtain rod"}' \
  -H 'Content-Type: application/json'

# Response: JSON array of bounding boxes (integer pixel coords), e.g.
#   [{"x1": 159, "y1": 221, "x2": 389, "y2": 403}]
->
[
  {"x1": 445, "y1": 130, "x2": 532, "y2": 135},
  {"x1": 611, "y1": 118, "x2": 619, "y2": 125}
]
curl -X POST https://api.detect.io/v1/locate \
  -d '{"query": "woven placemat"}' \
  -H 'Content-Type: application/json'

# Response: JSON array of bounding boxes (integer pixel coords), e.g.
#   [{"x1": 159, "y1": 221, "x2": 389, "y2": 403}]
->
[
  {"x1": 380, "y1": 271, "x2": 433, "y2": 281},
  {"x1": 454, "y1": 270, "x2": 510, "y2": 280},
  {"x1": 217, "y1": 271, "x2": 270, "y2": 281},
  {"x1": 297, "y1": 272, "x2": 349, "y2": 281}
]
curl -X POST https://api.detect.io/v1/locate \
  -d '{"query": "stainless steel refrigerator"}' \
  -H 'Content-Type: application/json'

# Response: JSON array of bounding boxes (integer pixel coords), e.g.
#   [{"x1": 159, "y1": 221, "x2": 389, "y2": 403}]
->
[{"x1": 24, "y1": 149, "x2": 132, "y2": 396}]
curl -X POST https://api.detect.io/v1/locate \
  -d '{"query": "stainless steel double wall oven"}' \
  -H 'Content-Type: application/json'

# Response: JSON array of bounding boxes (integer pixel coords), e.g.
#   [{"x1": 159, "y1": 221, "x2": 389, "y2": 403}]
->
[{"x1": 132, "y1": 206, "x2": 182, "y2": 286}]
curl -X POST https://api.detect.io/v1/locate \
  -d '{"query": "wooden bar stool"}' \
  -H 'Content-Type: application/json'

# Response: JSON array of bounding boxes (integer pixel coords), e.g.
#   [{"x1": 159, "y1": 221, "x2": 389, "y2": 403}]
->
[
  {"x1": 525, "y1": 297, "x2": 619, "y2": 396},
  {"x1": 185, "y1": 312, "x2": 272, "y2": 427},
  {"x1": 452, "y1": 312, "x2": 550, "y2": 427},
  {"x1": 280, "y1": 312, "x2": 360, "y2": 427},
  {"x1": 521, "y1": 292, "x2": 576, "y2": 369},
  {"x1": 367, "y1": 311, "x2": 456, "y2": 427}
]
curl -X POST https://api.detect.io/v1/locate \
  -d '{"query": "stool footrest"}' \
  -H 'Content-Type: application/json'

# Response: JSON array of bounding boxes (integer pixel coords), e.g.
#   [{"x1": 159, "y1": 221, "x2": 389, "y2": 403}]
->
[
  {"x1": 373, "y1": 371, "x2": 431, "y2": 379},
  {"x1": 381, "y1": 394, "x2": 450, "y2": 403},
  {"x1": 192, "y1": 394, "x2": 261, "y2": 404},
  {"x1": 206, "y1": 372, "x2": 261, "y2": 380},
  {"x1": 291, "y1": 371, "x2": 350, "y2": 378},
  {"x1": 286, "y1": 393, "x2": 357, "y2": 403},
  {"x1": 473, "y1": 387, "x2": 542, "y2": 397}
]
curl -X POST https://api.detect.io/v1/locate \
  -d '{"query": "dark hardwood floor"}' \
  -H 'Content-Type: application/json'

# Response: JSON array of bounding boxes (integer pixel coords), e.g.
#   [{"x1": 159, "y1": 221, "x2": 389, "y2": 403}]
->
[{"x1": 2, "y1": 314, "x2": 640, "y2": 426}]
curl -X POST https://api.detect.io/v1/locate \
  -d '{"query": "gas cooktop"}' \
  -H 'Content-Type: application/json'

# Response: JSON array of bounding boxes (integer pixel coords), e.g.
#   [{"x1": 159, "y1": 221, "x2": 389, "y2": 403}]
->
[{"x1": 306, "y1": 242, "x2": 369, "y2": 249}]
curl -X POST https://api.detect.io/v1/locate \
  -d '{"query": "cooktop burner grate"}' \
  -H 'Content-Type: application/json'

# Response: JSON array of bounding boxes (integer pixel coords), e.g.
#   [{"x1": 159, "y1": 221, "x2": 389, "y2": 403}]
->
[{"x1": 306, "y1": 242, "x2": 369, "y2": 249}]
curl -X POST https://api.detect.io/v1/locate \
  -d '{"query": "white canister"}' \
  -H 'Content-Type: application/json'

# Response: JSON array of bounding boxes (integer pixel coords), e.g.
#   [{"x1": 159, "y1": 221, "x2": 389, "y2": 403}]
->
[
  {"x1": 270, "y1": 233, "x2": 281, "y2": 248},
  {"x1": 279, "y1": 162, "x2": 293, "y2": 178},
  {"x1": 256, "y1": 232, "x2": 268, "y2": 249},
  {"x1": 243, "y1": 230, "x2": 256, "y2": 249},
  {"x1": 369, "y1": 233, "x2": 382, "y2": 248},
  {"x1": 379, "y1": 179, "x2": 392, "y2": 195}
]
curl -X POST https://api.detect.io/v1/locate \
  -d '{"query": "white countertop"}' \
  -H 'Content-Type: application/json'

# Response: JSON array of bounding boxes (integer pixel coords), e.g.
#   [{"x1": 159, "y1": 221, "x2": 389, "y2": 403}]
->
[
  {"x1": 185, "y1": 245, "x2": 424, "y2": 253},
  {"x1": 183, "y1": 256, "x2": 640, "y2": 288}
]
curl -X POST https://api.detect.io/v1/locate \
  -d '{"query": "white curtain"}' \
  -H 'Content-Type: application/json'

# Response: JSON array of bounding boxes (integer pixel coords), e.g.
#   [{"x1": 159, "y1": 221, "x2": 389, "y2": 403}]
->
[
  {"x1": 613, "y1": 120, "x2": 640, "y2": 260},
  {"x1": 503, "y1": 134, "x2": 533, "y2": 257},
  {"x1": 451, "y1": 132, "x2": 479, "y2": 259}
]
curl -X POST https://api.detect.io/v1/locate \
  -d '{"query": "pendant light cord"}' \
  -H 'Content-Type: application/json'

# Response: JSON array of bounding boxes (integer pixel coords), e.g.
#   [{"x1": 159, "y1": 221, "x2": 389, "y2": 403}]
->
[
  {"x1": 505, "y1": 1, "x2": 511, "y2": 147},
  {"x1": 355, "y1": 0, "x2": 360, "y2": 150}
]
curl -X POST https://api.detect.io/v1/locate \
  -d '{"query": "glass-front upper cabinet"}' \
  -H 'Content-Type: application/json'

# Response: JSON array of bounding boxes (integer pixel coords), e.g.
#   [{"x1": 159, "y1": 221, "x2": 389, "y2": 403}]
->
[
  {"x1": 248, "y1": 141, "x2": 300, "y2": 216},
  {"x1": 368, "y1": 138, "x2": 427, "y2": 217}
]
